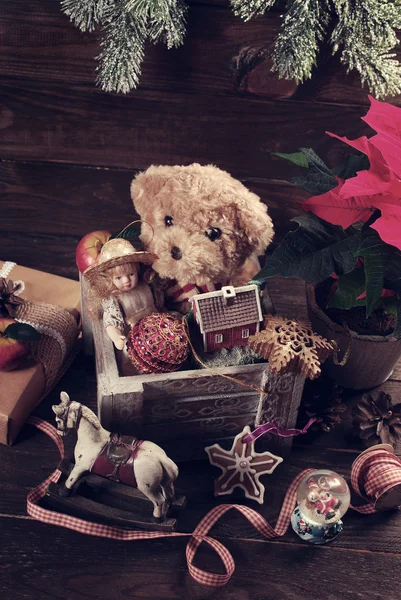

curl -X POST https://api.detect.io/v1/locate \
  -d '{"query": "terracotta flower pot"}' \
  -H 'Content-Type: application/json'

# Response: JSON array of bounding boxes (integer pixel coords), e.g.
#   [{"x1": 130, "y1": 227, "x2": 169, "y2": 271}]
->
[{"x1": 306, "y1": 283, "x2": 401, "y2": 390}]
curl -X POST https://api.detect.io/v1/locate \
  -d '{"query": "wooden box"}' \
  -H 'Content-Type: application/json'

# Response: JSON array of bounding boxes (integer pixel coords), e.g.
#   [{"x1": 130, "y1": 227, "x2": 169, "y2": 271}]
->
[
  {"x1": 81, "y1": 276, "x2": 305, "y2": 462},
  {"x1": 90, "y1": 325, "x2": 304, "y2": 462}
]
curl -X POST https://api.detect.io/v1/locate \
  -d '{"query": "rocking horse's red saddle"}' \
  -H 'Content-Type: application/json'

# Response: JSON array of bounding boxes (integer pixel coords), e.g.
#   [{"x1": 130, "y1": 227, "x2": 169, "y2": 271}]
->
[{"x1": 90, "y1": 433, "x2": 143, "y2": 487}]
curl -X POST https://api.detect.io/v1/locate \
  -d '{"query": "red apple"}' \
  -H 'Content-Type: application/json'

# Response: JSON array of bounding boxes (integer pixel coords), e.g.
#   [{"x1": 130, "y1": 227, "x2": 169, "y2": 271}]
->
[
  {"x1": 76, "y1": 230, "x2": 111, "y2": 274},
  {"x1": 0, "y1": 318, "x2": 30, "y2": 371}
]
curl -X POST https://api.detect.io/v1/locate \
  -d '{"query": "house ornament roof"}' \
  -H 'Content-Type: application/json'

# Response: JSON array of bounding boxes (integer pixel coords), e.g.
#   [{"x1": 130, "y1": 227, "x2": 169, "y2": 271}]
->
[{"x1": 191, "y1": 285, "x2": 262, "y2": 334}]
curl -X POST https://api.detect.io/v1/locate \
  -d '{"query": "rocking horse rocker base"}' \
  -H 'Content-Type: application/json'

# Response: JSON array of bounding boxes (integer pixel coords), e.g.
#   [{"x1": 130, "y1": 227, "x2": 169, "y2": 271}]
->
[{"x1": 44, "y1": 459, "x2": 187, "y2": 532}]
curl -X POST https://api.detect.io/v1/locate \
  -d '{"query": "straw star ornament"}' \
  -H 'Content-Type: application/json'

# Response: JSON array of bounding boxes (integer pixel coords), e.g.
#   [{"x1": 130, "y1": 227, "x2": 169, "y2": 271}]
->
[
  {"x1": 248, "y1": 315, "x2": 333, "y2": 380},
  {"x1": 205, "y1": 426, "x2": 283, "y2": 504}
]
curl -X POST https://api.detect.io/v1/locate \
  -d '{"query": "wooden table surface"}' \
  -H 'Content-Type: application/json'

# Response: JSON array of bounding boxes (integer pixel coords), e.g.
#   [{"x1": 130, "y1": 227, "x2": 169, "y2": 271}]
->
[{"x1": 1, "y1": 277, "x2": 401, "y2": 600}]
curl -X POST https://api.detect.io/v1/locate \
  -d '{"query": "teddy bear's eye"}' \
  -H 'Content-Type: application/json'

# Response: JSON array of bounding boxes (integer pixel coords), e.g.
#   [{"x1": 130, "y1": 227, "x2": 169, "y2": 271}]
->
[
  {"x1": 205, "y1": 227, "x2": 222, "y2": 241},
  {"x1": 165, "y1": 216, "x2": 174, "y2": 227}
]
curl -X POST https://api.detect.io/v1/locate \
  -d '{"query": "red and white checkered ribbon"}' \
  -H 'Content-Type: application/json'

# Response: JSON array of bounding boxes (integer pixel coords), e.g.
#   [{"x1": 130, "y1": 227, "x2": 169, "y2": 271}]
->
[
  {"x1": 26, "y1": 416, "x2": 314, "y2": 587},
  {"x1": 351, "y1": 445, "x2": 401, "y2": 514},
  {"x1": 27, "y1": 418, "x2": 401, "y2": 585}
]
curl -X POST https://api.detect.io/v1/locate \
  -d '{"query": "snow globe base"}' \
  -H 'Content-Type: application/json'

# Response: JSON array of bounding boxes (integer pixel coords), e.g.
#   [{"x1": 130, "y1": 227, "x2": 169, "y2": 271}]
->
[{"x1": 291, "y1": 506, "x2": 343, "y2": 545}]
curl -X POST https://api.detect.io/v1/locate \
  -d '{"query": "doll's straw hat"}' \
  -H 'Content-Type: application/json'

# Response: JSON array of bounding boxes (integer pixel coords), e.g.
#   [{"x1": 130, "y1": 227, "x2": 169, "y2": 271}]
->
[{"x1": 83, "y1": 238, "x2": 157, "y2": 280}]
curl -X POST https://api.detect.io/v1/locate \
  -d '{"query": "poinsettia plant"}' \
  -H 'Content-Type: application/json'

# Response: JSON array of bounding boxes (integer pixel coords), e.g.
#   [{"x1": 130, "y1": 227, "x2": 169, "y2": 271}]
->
[{"x1": 258, "y1": 96, "x2": 401, "y2": 338}]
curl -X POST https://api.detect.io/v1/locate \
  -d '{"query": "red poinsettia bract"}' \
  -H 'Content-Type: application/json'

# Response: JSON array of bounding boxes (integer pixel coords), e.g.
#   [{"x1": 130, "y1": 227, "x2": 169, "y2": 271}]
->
[{"x1": 300, "y1": 96, "x2": 401, "y2": 251}]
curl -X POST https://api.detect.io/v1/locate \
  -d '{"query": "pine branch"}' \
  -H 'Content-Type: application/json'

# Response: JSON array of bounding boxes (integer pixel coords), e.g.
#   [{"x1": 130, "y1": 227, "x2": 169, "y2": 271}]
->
[
  {"x1": 125, "y1": 0, "x2": 187, "y2": 48},
  {"x1": 271, "y1": 0, "x2": 331, "y2": 83},
  {"x1": 331, "y1": 0, "x2": 401, "y2": 98},
  {"x1": 230, "y1": 0, "x2": 278, "y2": 22},
  {"x1": 61, "y1": 0, "x2": 110, "y2": 32},
  {"x1": 346, "y1": 49, "x2": 401, "y2": 99},
  {"x1": 61, "y1": 0, "x2": 401, "y2": 97},
  {"x1": 96, "y1": 1, "x2": 146, "y2": 94}
]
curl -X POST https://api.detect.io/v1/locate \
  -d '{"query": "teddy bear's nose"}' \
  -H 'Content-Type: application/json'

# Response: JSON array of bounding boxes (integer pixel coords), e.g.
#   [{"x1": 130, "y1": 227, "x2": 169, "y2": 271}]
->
[{"x1": 171, "y1": 246, "x2": 182, "y2": 260}]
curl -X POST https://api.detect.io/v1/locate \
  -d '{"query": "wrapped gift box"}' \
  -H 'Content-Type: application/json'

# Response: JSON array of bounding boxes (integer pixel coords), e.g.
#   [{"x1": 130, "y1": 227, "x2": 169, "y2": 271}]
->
[
  {"x1": 0, "y1": 261, "x2": 81, "y2": 316},
  {"x1": 0, "y1": 261, "x2": 81, "y2": 445}
]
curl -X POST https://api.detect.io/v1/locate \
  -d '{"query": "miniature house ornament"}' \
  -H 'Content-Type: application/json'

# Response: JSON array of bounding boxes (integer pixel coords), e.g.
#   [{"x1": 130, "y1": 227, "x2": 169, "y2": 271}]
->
[
  {"x1": 291, "y1": 469, "x2": 350, "y2": 544},
  {"x1": 191, "y1": 284, "x2": 262, "y2": 352}
]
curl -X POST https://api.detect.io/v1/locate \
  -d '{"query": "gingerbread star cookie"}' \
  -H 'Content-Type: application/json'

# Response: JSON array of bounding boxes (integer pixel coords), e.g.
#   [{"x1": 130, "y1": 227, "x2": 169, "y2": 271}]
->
[{"x1": 205, "y1": 426, "x2": 283, "y2": 504}]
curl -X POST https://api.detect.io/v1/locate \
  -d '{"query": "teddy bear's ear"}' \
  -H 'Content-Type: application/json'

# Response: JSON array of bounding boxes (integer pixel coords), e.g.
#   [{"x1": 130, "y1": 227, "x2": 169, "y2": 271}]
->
[
  {"x1": 234, "y1": 190, "x2": 275, "y2": 255},
  {"x1": 130, "y1": 165, "x2": 174, "y2": 216}
]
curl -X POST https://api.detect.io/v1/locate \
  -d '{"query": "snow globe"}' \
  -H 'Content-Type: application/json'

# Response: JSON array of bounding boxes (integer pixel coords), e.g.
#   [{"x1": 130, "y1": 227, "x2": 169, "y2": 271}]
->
[{"x1": 291, "y1": 470, "x2": 350, "y2": 545}]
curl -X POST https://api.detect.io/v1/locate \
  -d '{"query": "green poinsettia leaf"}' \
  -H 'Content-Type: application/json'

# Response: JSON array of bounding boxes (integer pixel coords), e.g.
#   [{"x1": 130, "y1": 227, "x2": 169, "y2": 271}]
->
[
  {"x1": 331, "y1": 153, "x2": 370, "y2": 180},
  {"x1": 273, "y1": 151, "x2": 309, "y2": 168},
  {"x1": 109, "y1": 225, "x2": 141, "y2": 241},
  {"x1": 257, "y1": 214, "x2": 362, "y2": 283},
  {"x1": 383, "y1": 245, "x2": 401, "y2": 284},
  {"x1": 299, "y1": 148, "x2": 333, "y2": 175},
  {"x1": 4, "y1": 323, "x2": 41, "y2": 342},
  {"x1": 355, "y1": 231, "x2": 394, "y2": 318},
  {"x1": 355, "y1": 231, "x2": 401, "y2": 318},
  {"x1": 327, "y1": 268, "x2": 366, "y2": 311},
  {"x1": 289, "y1": 148, "x2": 338, "y2": 195}
]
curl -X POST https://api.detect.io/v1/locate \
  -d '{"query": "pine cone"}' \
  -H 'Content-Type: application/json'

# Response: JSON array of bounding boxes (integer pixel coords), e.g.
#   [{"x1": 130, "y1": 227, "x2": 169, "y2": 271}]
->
[
  {"x1": 299, "y1": 378, "x2": 347, "y2": 433},
  {"x1": 353, "y1": 391, "x2": 401, "y2": 447},
  {"x1": 0, "y1": 278, "x2": 25, "y2": 318}
]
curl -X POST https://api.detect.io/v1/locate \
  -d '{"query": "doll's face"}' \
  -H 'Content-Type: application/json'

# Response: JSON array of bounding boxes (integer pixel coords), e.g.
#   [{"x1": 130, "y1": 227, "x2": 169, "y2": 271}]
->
[{"x1": 112, "y1": 266, "x2": 138, "y2": 292}]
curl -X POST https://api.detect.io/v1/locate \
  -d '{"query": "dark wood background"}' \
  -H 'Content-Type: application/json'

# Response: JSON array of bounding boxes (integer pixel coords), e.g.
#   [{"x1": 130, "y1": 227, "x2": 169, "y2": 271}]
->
[
  {"x1": 2, "y1": 0, "x2": 401, "y2": 278},
  {"x1": 2, "y1": 4, "x2": 401, "y2": 599}
]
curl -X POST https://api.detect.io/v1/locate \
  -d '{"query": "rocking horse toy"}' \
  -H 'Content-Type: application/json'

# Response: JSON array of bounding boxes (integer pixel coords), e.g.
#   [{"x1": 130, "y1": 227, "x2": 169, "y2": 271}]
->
[{"x1": 44, "y1": 392, "x2": 186, "y2": 531}]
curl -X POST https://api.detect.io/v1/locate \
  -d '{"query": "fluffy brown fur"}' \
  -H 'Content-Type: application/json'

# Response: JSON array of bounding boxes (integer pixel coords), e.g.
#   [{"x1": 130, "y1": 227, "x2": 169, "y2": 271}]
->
[
  {"x1": 130, "y1": 164, "x2": 274, "y2": 287},
  {"x1": 86, "y1": 262, "x2": 139, "y2": 320}
]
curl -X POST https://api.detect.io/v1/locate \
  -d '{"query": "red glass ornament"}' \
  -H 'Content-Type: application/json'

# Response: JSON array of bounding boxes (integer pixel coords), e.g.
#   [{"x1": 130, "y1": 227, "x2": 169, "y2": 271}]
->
[{"x1": 127, "y1": 312, "x2": 189, "y2": 374}]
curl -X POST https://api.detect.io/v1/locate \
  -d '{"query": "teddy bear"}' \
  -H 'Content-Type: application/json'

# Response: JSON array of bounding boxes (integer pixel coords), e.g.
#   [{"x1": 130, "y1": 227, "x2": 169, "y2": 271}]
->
[{"x1": 130, "y1": 163, "x2": 274, "y2": 313}]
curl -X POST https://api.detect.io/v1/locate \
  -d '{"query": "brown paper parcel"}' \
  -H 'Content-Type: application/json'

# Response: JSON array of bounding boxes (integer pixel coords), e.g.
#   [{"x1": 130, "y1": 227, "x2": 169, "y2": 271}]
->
[
  {"x1": 0, "y1": 261, "x2": 81, "y2": 445},
  {"x1": 0, "y1": 261, "x2": 81, "y2": 315}
]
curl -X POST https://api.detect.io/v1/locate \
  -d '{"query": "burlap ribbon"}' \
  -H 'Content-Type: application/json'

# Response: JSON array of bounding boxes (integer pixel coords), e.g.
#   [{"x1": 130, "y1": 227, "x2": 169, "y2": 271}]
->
[{"x1": 15, "y1": 300, "x2": 79, "y2": 392}]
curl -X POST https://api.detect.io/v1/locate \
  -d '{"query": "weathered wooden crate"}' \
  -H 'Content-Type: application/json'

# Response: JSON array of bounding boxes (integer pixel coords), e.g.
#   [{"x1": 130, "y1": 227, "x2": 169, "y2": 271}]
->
[
  {"x1": 82, "y1": 277, "x2": 305, "y2": 462},
  {"x1": 91, "y1": 326, "x2": 303, "y2": 462}
]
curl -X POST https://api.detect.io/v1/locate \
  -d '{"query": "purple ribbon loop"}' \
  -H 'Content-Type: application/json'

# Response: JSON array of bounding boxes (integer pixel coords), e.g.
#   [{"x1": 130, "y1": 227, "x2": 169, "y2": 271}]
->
[{"x1": 242, "y1": 418, "x2": 316, "y2": 444}]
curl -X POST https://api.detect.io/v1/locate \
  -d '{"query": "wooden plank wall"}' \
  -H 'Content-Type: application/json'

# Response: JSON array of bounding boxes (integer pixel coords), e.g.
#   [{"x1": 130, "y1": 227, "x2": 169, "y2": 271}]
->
[{"x1": 1, "y1": 0, "x2": 400, "y2": 279}]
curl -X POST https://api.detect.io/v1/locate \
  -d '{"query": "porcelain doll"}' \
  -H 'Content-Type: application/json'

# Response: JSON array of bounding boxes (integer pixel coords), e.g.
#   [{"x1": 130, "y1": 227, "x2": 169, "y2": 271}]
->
[{"x1": 84, "y1": 238, "x2": 157, "y2": 350}]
